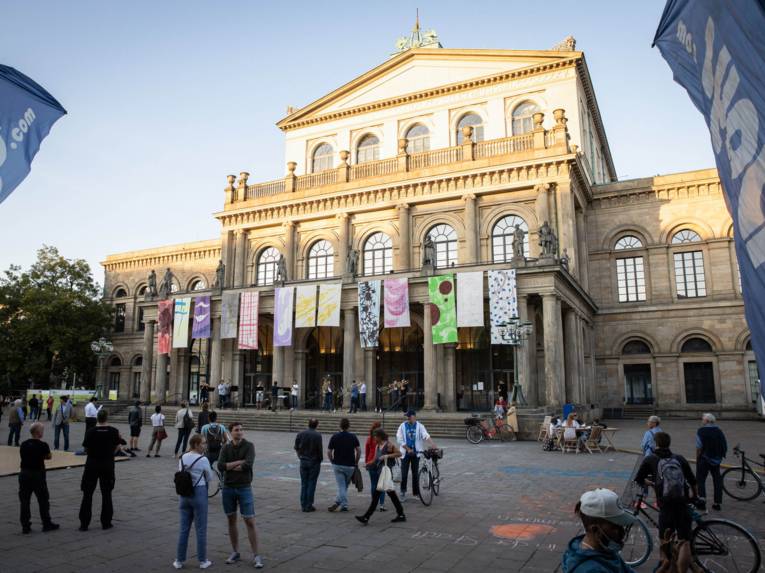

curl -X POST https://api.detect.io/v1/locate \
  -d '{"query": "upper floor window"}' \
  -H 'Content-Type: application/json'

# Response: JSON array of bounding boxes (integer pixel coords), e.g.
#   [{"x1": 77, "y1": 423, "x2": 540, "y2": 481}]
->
[
  {"x1": 405, "y1": 124, "x2": 430, "y2": 154},
  {"x1": 427, "y1": 224, "x2": 458, "y2": 268},
  {"x1": 307, "y1": 240, "x2": 334, "y2": 279},
  {"x1": 363, "y1": 232, "x2": 393, "y2": 275},
  {"x1": 622, "y1": 340, "x2": 651, "y2": 355},
  {"x1": 114, "y1": 287, "x2": 128, "y2": 298},
  {"x1": 511, "y1": 101, "x2": 540, "y2": 135},
  {"x1": 681, "y1": 337, "x2": 713, "y2": 353},
  {"x1": 492, "y1": 215, "x2": 529, "y2": 262},
  {"x1": 137, "y1": 285, "x2": 147, "y2": 297},
  {"x1": 109, "y1": 356, "x2": 122, "y2": 368},
  {"x1": 672, "y1": 229, "x2": 702, "y2": 244},
  {"x1": 616, "y1": 257, "x2": 646, "y2": 302},
  {"x1": 311, "y1": 143, "x2": 334, "y2": 173},
  {"x1": 674, "y1": 251, "x2": 706, "y2": 298},
  {"x1": 356, "y1": 134, "x2": 380, "y2": 164},
  {"x1": 137, "y1": 306, "x2": 145, "y2": 332},
  {"x1": 190, "y1": 278, "x2": 206, "y2": 291},
  {"x1": 615, "y1": 235, "x2": 643, "y2": 250},
  {"x1": 257, "y1": 247, "x2": 280, "y2": 286},
  {"x1": 456, "y1": 113, "x2": 484, "y2": 144},
  {"x1": 115, "y1": 303, "x2": 126, "y2": 333}
]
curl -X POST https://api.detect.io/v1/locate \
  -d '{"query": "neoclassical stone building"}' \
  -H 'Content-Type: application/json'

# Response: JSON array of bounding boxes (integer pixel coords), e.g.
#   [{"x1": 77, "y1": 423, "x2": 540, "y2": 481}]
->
[{"x1": 101, "y1": 37, "x2": 760, "y2": 416}]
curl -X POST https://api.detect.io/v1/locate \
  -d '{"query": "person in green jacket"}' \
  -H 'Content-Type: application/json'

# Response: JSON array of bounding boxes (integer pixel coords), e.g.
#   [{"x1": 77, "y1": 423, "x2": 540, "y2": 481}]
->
[{"x1": 561, "y1": 488, "x2": 637, "y2": 573}]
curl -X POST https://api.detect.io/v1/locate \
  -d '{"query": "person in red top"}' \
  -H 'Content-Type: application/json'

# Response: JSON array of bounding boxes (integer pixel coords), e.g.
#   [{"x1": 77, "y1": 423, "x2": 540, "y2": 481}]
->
[{"x1": 364, "y1": 422, "x2": 386, "y2": 512}]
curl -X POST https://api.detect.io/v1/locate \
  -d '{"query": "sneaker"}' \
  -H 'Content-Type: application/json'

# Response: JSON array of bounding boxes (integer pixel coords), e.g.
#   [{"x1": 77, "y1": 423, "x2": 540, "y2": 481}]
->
[
  {"x1": 391, "y1": 515, "x2": 407, "y2": 523},
  {"x1": 225, "y1": 552, "x2": 241, "y2": 565},
  {"x1": 253, "y1": 555, "x2": 264, "y2": 569},
  {"x1": 378, "y1": 506, "x2": 387, "y2": 512},
  {"x1": 306, "y1": 506, "x2": 316, "y2": 512},
  {"x1": 22, "y1": 526, "x2": 31, "y2": 534},
  {"x1": 199, "y1": 560, "x2": 212, "y2": 569},
  {"x1": 712, "y1": 503, "x2": 721, "y2": 511},
  {"x1": 355, "y1": 515, "x2": 369, "y2": 525},
  {"x1": 42, "y1": 522, "x2": 60, "y2": 532},
  {"x1": 327, "y1": 503, "x2": 340, "y2": 512},
  {"x1": 146, "y1": 453, "x2": 151, "y2": 457},
  {"x1": 173, "y1": 560, "x2": 183, "y2": 570},
  {"x1": 340, "y1": 507, "x2": 349, "y2": 512},
  {"x1": 154, "y1": 454, "x2": 161, "y2": 457},
  {"x1": 399, "y1": 492, "x2": 406, "y2": 502}
]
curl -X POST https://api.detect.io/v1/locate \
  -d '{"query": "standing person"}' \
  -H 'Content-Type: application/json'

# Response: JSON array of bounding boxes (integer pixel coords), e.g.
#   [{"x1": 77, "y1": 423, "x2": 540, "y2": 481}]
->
[
  {"x1": 271, "y1": 381, "x2": 279, "y2": 412},
  {"x1": 127, "y1": 401, "x2": 142, "y2": 452},
  {"x1": 52, "y1": 396, "x2": 73, "y2": 451},
  {"x1": 173, "y1": 434, "x2": 212, "y2": 570},
  {"x1": 199, "y1": 381, "x2": 210, "y2": 406},
  {"x1": 255, "y1": 382, "x2": 264, "y2": 410},
  {"x1": 78, "y1": 409, "x2": 121, "y2": 531},
  {"x1": 197, "y1": 401, "x2": 210, "y2": 433},
  {"x1": 18, "y1": 422, "x2": 59, "y2": 534},
  {"x1": 695, "y1": 413, "x2": 727, "y2": 511},
  {"x1": 294, "y1": 418, "x2": 323, "y2": 512},
  {"x1": 359, "y1": 381, "x2": 367, "y2": 412},
  {"x1": 217, "y1": 381, "x2": 227, "y2": 409},
  {"x1": 224, "y1": 381, "x2": 232, "y2": 409},
  {"x1": 46, "y1": 395, "x2": 54, "y2": 421},
  {"x1": 290, "y1": 380, "x2": 299, "y2": 411},
  {"x1": 355, "y1": 428, "x2": 406, "y2": 525},
  {"x1": 390, "y1": 379, "x2": 400, "y2": 410},
  {"x1": 201, "y1": 411, "x2": 229, "y2": 464},
  {"x1": 217, "y1": 422, "x2": 263, "y2": 568},
  {"x1": 84, "y1": 397, "x2": 101, "y2": 432},
  {"x1": 349, "y1": 382, "x2": 359, "y2": 414},
  {"x1": 322, "y1": 379, "x2": 333, "y2": 412},
  {"x1": 7, "y1": 399, "x2": 24, "y2": 446},
  {"x1": 396, "y1": 410, "x2": 436, "y2": 502},
  {"x1": 174, "y1": 401, "x2": 195, "y2": 458},
  {"x1": 29, "y1": 394, "x2": 39, "y2": 421},
  {"x1": 364, "y1": 421, "x2": 386, "y2": 512},
  {"x1": 640, "y1": 415, "x2": 663, "y2": 456},
  {"x1": 147, "y1": 405, "x2": 167, "y2": 457},
  {"x1": 327, "y1": 418, "x2": 360, "y2": 512}
]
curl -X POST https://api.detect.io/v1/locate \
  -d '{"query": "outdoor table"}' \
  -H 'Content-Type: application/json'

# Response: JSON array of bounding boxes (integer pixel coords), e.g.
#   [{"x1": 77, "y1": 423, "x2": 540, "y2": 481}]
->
[{"x1": 600, "y1": 427, "x2": 619, "y2": 452}]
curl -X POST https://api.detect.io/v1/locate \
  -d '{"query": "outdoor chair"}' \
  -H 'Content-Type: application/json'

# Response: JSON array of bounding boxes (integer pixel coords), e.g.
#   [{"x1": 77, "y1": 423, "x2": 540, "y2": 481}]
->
[
  {"x1": 583, "y1": 426, "x2": 604, "y2": 454},
  {"x1": 538, "y1": 415, "x2": 552, "y2": 441}
]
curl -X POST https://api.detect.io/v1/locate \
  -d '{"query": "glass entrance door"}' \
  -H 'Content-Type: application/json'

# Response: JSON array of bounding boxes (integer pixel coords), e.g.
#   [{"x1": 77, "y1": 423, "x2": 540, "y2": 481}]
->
[{"x1": 624, "y1": 364, "x2": 653, "y2": 404}]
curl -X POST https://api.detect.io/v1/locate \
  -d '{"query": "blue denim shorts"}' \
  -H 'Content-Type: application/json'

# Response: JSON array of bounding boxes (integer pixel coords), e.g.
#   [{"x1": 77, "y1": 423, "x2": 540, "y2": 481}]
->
[{"x1": 222, "y1": 486, "x2": 255, "y2": 518}]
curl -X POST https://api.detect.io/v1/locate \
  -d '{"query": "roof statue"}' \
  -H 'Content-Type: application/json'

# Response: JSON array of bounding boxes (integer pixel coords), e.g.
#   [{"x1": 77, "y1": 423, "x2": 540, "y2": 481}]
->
[
  {"x1": 552, "y1": 36, "x2": 577, "y2": 51},
  {"x1": 394, "y1": 10, "x2": 442, "y2": 54}
]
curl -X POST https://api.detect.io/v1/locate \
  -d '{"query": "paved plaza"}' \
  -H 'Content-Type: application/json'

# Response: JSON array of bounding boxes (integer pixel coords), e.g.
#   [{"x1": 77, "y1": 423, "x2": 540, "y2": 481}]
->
[{"x1": 1, "y1": 417, "x2": 763, "y2": 572}]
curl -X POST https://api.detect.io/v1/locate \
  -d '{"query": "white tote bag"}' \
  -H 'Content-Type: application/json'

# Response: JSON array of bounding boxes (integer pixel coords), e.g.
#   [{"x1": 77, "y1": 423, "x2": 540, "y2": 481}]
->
[{"x1": 377, "y1": 465, "x2": 394, "y2": 492}]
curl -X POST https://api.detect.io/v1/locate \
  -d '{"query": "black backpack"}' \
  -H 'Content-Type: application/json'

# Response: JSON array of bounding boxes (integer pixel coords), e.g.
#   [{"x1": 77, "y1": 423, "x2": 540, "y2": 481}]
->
[
  {"x1": 657, "y1": 455, "x2": 686, "y2": 501},
  {"x1": 182, "y1": 409, "x2": 194, "y2": 431},
  {"x1": 206, "y1": 425, "x2": 223, "y2": 453},
  {"x1": 174, "y1": 455, "x2": 205, "y2": 497}
]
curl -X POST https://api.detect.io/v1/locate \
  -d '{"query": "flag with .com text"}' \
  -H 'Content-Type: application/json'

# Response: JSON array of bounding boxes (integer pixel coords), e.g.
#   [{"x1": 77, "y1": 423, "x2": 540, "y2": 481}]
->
[
  {"x1": 654, "y1": 0, "x2": 765, "y2": 410},
  {"x1": 0, "y1": 65, "x2": 66, "y2": 204}
]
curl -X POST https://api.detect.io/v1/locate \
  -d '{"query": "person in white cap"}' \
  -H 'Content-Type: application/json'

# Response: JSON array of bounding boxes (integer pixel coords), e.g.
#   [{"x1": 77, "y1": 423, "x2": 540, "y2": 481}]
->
[{"x1": 561, "y1": 488, "x2": 637, "y2": 573}]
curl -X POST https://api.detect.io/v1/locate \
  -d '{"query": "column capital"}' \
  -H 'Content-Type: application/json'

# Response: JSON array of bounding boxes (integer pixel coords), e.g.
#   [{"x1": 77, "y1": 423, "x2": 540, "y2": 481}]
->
[
  {"x1": 462, "y1": 193, "x2": 476, "y2": 202},
  {"x1": 534, "y1": 183, "x2": 551, "y2": 193},
  {"x1": 234, "y1": 228, "x2": 247, "y2": 238},
  {"x1": 282, "y1": 221, "x2": 295, "y2": 229},
  {"x1": 336, "y1": 212, "x2": 350, "y2": 221},
  {"x1": 397, "y1": 203, "x2": 410, "y2": 211}
]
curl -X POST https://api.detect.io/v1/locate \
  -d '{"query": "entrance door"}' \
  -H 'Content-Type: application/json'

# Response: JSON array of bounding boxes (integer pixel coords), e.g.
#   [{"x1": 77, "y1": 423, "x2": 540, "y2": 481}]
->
[
  {"x1": 683, "y1": 362, "x2": 715, "y2": 404},
  {"x1": 624, "y1": 364, "x2": 653, "y2": 404}
]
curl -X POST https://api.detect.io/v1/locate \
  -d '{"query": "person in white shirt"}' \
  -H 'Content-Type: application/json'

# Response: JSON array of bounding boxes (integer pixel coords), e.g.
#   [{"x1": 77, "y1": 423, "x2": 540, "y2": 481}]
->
[
  {"x1": 217, "y1": 382, "x2": 227, "y2": 409},
  {"x1": 84, "y1": 397, "x2": 101, "y2": 432},
  {"x1": 359, "y1": 382, "x2": 367, "y2": 412},
  {"x1": 147, "y1": 405, "x2": 167, "y2": 457},
  {"x1": 395, "y1": 410, "x2": 436, "y2": 501},
  {"x1": 290, "y1": 381, "x2": 299, "y2": 410},
  {"x1": 562, "y1": 412, "x2": 586, "y2": 450},
  {"x1": 174, "y1": 433, "x2": 212, "y2": 570},
  {"x1": 174, "y1": 401, "x2": 195, "y2": 458}
]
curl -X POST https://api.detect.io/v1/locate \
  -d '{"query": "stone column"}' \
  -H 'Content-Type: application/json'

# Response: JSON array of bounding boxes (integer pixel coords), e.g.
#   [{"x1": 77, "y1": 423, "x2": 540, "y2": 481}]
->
[
  {"x1": 175, "y1": 349, "x2": 189, "y2": 404},
  {"x1": 397, "y1": 204, "x2": 410, "y2": 270},
  {"x1": 294, "y1": 350, "x2": 307, "y2": 406},
  {"x1": 576, "y1": 209, "x2": 589, "y2": 289},
  {"x1": 555, "y1": 182, "x2": 576, "y2": 271},
  {"x1": 527, "y1": 298, "x2": 539, "y2": 406},
  {"x1": 140, "y1": 320, "x2": 155, "y2": 403},
  {"x1": 463, "y1": 194, "x2": 478, "y2": 264},
  {"x1": 283, "y1": 347, "x2": 295, "y2": 389},
  {"x1": 231, "y1": 351, "x2": 243, "y2": 408},
  {"x1": 542, "y1": 294, "x2": 564, "y2": 407},
  {"x1": 435, "y1": 344, "x2": 444, "y2": 408},
  {"x1": 337, "y1": 213, "x2": 349, "y2": 278},
  {"x1": 221, "y1": 339, "x2": 234, "y2": 390},
  {"x1": 517, "y1": 294, "x2": 533, "y2": 405},
  {"x1": 155, "y1": 353, "x2": 169, "y2": 404},
  {"x1": 283, "y1": 222, "x2": 295, "y2": 280},
  {"x1": 534, "y1": 184, "x2": 551, "y2": 226},
  {"x1": 422, "y1": 303, "x2": 436, "y2": 410},
  {"x1": 564, "y1": 308, "x2": 580, "y2": 403},
  {"x1": 234, "y1": 230, "x2": 248, "y2": 288},
  {"x1": 221, "y1": 230, "x2": 234, "y2": 288},
  {"x1": 342, "y1": 308, "x2": 356, "y2": 389},
  {"x1": 209, "y1": 317, "x2": 222, "y2": 387},
  {"x1": 443, "y1": 343, "x2": 457, "y2": 411},
  {"x1": 576, "y1": 314, "x2": 587, "y2": 405},
  {"x1": 364, "y1": 349, "x2": 376, "y2": 406},
  {"x1": 272, "y1": 346, "x2": 284, "y2": 388}
]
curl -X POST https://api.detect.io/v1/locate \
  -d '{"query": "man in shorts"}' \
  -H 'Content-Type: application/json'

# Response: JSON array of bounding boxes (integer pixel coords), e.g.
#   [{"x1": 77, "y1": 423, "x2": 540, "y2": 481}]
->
[
  {"x1": 217, "y1": 422, "x2": 263, "y2": 568},
  {"x1": 127, "y1": 401, "x2": 142, "y2": 452}
]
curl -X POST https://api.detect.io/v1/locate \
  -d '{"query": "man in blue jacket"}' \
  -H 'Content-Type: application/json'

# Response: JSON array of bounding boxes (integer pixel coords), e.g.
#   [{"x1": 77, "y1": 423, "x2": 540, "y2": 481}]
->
[{"x1": 695, "y1": 413, "x2": 727, "y2": 511}]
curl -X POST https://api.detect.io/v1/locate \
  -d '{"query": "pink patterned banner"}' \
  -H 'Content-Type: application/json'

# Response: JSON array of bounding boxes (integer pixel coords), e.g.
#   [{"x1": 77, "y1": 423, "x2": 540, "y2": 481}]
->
[
  {"x1": 384, "y1": 278, "x2": 410, "y2": 328},
  {"x1": 237, "y1": 292, "x2": 259, "y2": 350},
  {"x1": 157, "y1": 300, "x2": 173, "y2": 355},
  {"x1": 273, "y1": 287, "x2": 294, "y2": 347}
]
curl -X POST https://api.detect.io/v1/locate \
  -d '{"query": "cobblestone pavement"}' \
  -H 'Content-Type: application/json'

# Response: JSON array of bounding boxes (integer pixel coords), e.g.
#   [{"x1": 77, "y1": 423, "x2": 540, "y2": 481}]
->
[{"x1": 1, "y1": 418, "x2": 763, "y2": 572}]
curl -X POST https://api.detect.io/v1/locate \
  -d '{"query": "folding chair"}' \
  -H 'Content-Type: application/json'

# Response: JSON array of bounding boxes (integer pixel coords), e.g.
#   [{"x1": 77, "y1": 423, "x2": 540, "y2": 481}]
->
[{"x1": 538, "y1": 415, "x2": 552, "y2": 441}]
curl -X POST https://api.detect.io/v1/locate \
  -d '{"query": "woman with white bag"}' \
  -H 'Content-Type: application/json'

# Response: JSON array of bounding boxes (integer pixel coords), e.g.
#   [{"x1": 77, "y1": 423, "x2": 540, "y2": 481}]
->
[{"x1": 355, "y1": 429, "x2": 406, "y2": 525}]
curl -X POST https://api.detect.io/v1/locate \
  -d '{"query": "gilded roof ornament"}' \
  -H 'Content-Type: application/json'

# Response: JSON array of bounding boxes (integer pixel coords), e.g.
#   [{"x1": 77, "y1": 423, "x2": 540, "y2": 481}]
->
[{"x1": 393, "y1": 10, "x2": 442, "y2": 54}]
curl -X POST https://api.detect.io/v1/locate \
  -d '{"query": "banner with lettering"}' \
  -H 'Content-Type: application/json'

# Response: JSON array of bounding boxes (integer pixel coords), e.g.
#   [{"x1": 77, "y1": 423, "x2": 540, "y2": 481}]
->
[
  {"x1": 317, "y1": 283, "x2": 342, "y2": 327},
  {"x1": 238, "y1": 291, "x2": 259, "y2": 350},
  {"x1": 191, "y1": 296, "x2": 211, "y2": 339},
  {"x1": 274, "y1": 286, "x2": 294, "y2": 347},
  {"x1": 157, "y1": 300, "x2": 173, "y2": 355},
  {"x1": 172, "y1": 297, "x2": 191, "y2": 349},
  {"x1": 428, "y1": 275, "x2": 458, "y2": 344},
  {"x1": 384, "y1": 277, "x2": 410, "y2": 328}
]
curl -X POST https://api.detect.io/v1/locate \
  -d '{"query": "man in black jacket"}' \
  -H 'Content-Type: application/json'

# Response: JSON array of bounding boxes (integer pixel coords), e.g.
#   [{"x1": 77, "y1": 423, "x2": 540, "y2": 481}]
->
[
  {"x1": 695, "y1": 413, "x2": 727, "y2": 511},
  {"x1": 78, "y1": 409, "x2": 121, "y2": 531},
  {"x1": 294, "y1": 418, "x2": 323, "y2": 512}
]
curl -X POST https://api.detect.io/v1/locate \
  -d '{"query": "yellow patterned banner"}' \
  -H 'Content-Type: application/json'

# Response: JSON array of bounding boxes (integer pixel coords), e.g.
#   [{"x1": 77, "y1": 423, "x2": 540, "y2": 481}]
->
[
  {"x1": 294, "y1": 285, "x2": 317, "y2": 328},
  {"x1": 317, "y1": 283, "x2": 342, "y2": 327}
]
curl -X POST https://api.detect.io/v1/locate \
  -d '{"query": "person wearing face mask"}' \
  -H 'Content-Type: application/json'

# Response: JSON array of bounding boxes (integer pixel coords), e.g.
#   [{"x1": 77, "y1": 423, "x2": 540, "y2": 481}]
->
[{"x1": 561, "y1": 488, "x2": 637, "y2": 573}]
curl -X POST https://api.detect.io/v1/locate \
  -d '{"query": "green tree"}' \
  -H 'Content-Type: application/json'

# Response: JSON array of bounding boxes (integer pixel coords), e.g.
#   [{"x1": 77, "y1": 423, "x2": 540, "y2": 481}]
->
[{"x1": 0, "y1": 245, "x2": 113, "y2": 391}]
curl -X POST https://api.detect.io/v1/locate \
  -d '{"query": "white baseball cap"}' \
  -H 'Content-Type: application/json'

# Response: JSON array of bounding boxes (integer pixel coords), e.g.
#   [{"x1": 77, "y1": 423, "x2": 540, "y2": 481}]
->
[{"x1": 579, "y1": 488, "x2": 637, "y2": 527}]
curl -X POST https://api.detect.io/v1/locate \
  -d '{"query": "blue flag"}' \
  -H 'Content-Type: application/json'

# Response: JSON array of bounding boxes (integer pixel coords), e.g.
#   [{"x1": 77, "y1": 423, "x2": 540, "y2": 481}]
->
[
  {"x1": 654, "y1": 1, "x2": 765, "y2": 410},
  {"x1": 0, "y1": 65, "x2": 66, "y2": 204}
]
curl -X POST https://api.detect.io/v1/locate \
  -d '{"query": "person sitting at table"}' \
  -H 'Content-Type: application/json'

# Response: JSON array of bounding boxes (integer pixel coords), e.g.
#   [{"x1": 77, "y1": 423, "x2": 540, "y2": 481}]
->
[
  {"x1": 562, "y1": 412, "x2": 585, "y2": 450},
  {"x1": 493, "y1": 399, "x2": 506, "y2": 421}
]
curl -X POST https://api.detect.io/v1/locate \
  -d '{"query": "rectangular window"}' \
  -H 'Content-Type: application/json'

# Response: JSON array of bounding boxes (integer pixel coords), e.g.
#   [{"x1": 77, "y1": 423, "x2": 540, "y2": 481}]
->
[
  {"x1": 683, "y1": 361, "x2": 716, "y2": 403},
  {"x1": 137, "y1": 307, "x2": 145, "y2": 332},
  {"x1": 674, "y1": 251, "x2": 706, "y2": 298},
  {"x1": 616, "y1": 257, "x2": 646, "y2": 302},
  {"x1": 748, "y1": 360, "x2": 760, "y2": 403},
  {"x1": 109, "y1": 372, "x2": 120, "y2": 392},
  {"x1": 115, "y1": 303, "x2": 126, "y2": 333}
]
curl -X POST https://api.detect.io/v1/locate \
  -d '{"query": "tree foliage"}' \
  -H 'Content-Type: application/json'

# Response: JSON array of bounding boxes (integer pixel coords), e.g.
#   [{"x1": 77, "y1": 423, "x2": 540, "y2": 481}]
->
[{"x1": 0, "y1": 245, "x2": 113, "y2": 391}]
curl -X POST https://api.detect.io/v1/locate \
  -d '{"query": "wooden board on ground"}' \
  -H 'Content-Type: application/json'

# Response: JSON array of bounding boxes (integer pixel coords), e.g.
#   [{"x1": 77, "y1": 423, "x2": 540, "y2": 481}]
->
[{"x1": 0, "y1": 445, "x2": 127, "y2": 477}]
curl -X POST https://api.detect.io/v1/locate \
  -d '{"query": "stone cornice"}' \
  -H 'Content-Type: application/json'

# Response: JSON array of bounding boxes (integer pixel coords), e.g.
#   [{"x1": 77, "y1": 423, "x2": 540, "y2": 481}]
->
[
  {"x1": 102, "y1": 240, "x2": 221, "y2": 272},
  {"x1": 589, "y1": 169, "x2": 721, "y2": 209}
]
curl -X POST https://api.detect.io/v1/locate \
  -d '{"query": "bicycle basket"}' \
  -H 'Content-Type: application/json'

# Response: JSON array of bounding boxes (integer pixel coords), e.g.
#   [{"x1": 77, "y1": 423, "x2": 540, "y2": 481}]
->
[
  {"x1": 464, "y1": 416, "x2": 481, "y2": 426},
  {"x1": 424, "y1": 448, "x2": 443, "y2": 460}
]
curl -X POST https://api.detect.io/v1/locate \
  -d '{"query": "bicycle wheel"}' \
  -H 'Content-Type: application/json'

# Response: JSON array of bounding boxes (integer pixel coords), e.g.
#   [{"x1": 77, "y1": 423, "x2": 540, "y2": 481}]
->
[
  {"x1": 417, "y1": 466, "x2": 433, "y2": 506},
  {"x1": 691, "y1": 518, "x2": 761, "y2": 573},
  {"x1": 432, "y1": 461, "x2": 440, "y2": 496},
  {"x1": 499, "y1": 425, "x2": 515, "y2": 442},
  {"x1": 466, "y1": 425, "x2": 484, "y2": 444},
  {"x1": 207, "y1": 468, "x2": 222, "y2": 498},
  {"x1": 721, "y1": 466, "x2": 761, "y2": 501},
  {"x1": 620, "y1": 517, "x2": 653, "y2": 567}
]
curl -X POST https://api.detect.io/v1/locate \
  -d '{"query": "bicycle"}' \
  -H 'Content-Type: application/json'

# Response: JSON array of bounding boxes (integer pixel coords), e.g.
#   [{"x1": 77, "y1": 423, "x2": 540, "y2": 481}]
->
[
  {"x1": 207, "y1": 464, "x2": 223, "y2": 498},
  {"x1": 417, "y1": 448, "x2": 443, "y2": 507},
  {"x1": 620, "y1": 486, "x2": 761, "y2": 572},
  {"x1": 722, "y1": 444, "x2": 765, "y2": 501},
  {"x1": 464, "y1": 415, "x2": 514, "y2": 444}
]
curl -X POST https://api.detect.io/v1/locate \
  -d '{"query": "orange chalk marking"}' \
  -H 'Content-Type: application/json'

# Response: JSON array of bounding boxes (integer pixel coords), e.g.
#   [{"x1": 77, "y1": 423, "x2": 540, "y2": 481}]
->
[{"x1": 490, "y1": 523, "x2": 554, "y2": 540}]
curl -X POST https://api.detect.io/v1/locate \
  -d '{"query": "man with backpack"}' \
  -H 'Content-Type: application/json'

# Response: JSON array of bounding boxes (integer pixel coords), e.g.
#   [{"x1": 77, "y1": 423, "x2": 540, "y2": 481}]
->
[
  {"x1": 127, "y1": 401, "x2": 142, "y2": 452},
  {"x1": 201, "y1": 411, "x2": 229, "y2": 463},
  {"x1": 174, "y1": 402, "x2": 195, "y2": 459}
]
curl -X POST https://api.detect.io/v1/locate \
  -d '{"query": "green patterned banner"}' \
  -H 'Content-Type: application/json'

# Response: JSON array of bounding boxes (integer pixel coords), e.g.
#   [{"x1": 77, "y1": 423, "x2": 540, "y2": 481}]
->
[{"x1": 428, "y1": 274, "x2": 457, "y2": 344}]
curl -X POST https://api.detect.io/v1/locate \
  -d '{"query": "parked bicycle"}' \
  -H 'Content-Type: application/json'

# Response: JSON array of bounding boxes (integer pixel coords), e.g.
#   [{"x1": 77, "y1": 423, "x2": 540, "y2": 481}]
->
[
  {"x1": 207, "y1": 465, "x2": 223, "y2": 498},
  {"x1": 417, "y1": 448, "x2": 443, "y2": 506},
  {"x1": 722, "y1": 445, "x2": 765, "y2": 501},
  {"x1": 464, "y1": 415, "x2": 514, "y2": 444},
  {"x1": 620, "y1": 486, "x2": 761, "y2": 572}
]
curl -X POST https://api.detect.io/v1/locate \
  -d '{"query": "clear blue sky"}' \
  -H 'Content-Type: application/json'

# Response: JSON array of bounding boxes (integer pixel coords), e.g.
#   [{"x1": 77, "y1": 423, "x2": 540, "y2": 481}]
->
[{"x1": 0, "y1": 0, "x2": 714, "y2": 285}]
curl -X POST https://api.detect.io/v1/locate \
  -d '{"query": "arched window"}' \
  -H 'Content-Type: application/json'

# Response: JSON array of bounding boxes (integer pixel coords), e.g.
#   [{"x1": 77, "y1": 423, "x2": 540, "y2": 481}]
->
[
  {"x1": 356, "y1": 134, "x2": 380, "y2": 164},
  {"x1": 615, "y1": 235, "x2": 643, "y2": 250},
  {"x1": 257, "y1": 247, "x2": 280, "y2": 286},
  {"x1": 622, "y1": 340, "x2": 651, "y2": 355},
  {"x1": 746, "y1": 339, "x2": 753, "y2": 351},
  {"x1": 109, "y1": 356, "x2": 122, "y2": 367},
  {"x1": 137, "y1": 285, "x2": 147, "y2": 296},
  {"x1": 456, "y1": 113, "x2": 484, "y2": 144},
  {"x1": 132, "y1": 355, "x2": 143, "y2": 367},
  {"x1": 427, "y1": 224, "x2": 458, "y2": 268},
  {"x1": 114, "y1": 287, "x2": 128, "y2": 298},
  {"x1": 114, "y1": 303, "x2": 126, "y2": 333},
  {"x1": 492, "y1": 215, "x2": 529, "y2": 262},
  {"x1": 190, "y1": 278, "x2": 206, "y2": 291},
  {"x1": 405, "y1": 124, "x2": 430, "y2": 154},
  {"x1": 672, "y1": 229, "x2": 702, "y2": 244},
  {"x1": 681, "y1": 337, "x2": 713, "y2": 353},
  {"x1": 311, "y1": 143, "x2": 334, "y2": 173},
  {"x1": 307, "y1": 240, "x2": 334, "y2": 279},
  {"x1": 511, "y1": 101, "x2": 540, "y2": 135},
  {"x1": 363, "y1": 232, "x2": 393, "y2": 275},
  {"x1": 672, "y1": 230, "x2": 706, "y2": 298}
]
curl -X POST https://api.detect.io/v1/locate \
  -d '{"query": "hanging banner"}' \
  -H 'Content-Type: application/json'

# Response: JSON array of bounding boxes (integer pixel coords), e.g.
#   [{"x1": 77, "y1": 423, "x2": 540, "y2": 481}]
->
[
  {"x1": 489, "y1": 270, "x2": 519, "y2": 345},
  {"x1": 220, "y1": 291, "x2": 239, "y2": 339},
  {"x1": 317, "y1": 283, "x2": 342, "y2": 327},
  {"x1": 172, "y1": 297, "x2": 191, "y2": 349},
  {"x1": 294, "y1": 285, "x2": 317, "y2": 328},
  {"x1": 428, "y1": 275, "x2": 458, "y2": 344},
  {"x1": 274, "y1": 286, "x2": 294, "y2": 347},
  {"x1": 384, "y1": 277, "x2": 410, "y2": 328},
  {"x1": 238, "y1": 291, "x2": 259, "y2": 350},
  {"x1": 191, "y1": 296, "x2": 211, "y2": 339},
  {"x1": 358, "y1": 280, "x2": 381, "y2": 348},
  {"x1": 157, "y1": 300, "x2": 173, "y2": 355},
  {"x1": 456, "y1": 271, "x2": 484, "y2": 327}
]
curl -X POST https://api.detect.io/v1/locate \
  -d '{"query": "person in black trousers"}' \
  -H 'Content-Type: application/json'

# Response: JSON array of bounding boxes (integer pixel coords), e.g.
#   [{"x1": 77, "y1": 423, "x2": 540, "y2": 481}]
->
[
  {"x1": 78, "y1": 409, "x2": 121, "y2": 531},
  {"x1": 695, "y1": 413, "x2": 727, "y2": 511},
  {"x1": 294, "y1": 418, "x2": 323, "y2": 512},
  {"x1": 19, "y1": 422, "x2": 59, "y2": 534},
  {"x1": 355, "y1": 429, "x2": 405, "y2": 525}
]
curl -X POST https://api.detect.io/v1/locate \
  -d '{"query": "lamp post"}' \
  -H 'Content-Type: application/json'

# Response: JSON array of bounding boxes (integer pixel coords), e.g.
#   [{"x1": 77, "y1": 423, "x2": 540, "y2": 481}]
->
[
  {"x1": 508, "y1": 318, "x2": 533, "y2": 405},
  {"x1": 91, "y1": 337, "x2": 113, "y2": 400}
]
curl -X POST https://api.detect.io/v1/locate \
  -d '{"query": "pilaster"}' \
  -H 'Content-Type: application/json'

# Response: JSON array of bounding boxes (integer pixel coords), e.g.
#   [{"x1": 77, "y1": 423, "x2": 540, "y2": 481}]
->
[
  {"x1": 364, "y1": 349, "x2": 376, "y2": 407},
  {"x1": 140, "y1": 320, "x2": 156, "y2": 403},
  {"x1": 563, "y1": 308, "x2": 580, "y2": 403},
  {"x1": 283, "y1": 222, "x2": 295, "y2": 280},
  {"x1": 397, "y1": 203, "x2": 410, "y2": 270},
  {"x1": 422, "y1": 303, "x2": 436, "y2": 410},
  {"x1": 234, "y1": 229, "x2": 248, "y2": 288},
  {"x1": 209, "y1": 316, "x2": 222, "y2": 388},
  {"x1": 443, "y1": 343, "x2": 456, "y2": 412},
  {"x1": 342, "y1": 308, "x2": 357, "y2": 389},
  {"x1": 517, "y1": 294, "x2": 534, "y2": 405},
  {"x1": 156, "y1": 353, "x2": 169, "y2": 404},
  {"x1": 542, "y1": 294, "x2": 564, "y2": 407},
  {"x1": 463, "y1": 193, "x2": 478, "y2": 264}
]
